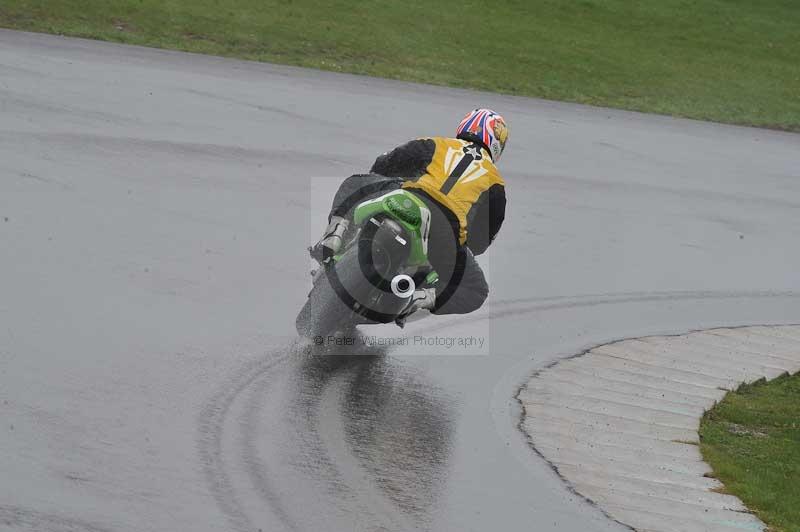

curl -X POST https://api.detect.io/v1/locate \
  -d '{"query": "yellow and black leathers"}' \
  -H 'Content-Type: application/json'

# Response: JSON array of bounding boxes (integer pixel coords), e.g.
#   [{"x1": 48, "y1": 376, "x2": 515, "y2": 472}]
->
[
  {"x1": 324, "y1": 137, "x2": 505, "y2": 315},
  {"x1": 370, "y1": 137, "x2": 506, "y2": 256}
]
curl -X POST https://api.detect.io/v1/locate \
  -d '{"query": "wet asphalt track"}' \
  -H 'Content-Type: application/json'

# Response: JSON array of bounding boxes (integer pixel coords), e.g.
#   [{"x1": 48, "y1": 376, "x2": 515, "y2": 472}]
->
[{"x1": 1, "y1": 30, "x2": 799, "y2": 532}]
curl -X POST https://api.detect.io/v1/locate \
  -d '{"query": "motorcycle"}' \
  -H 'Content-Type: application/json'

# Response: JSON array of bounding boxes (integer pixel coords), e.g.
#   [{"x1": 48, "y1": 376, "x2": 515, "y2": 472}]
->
[{"x1": 296, "y1": 189, "x2": 438, "y2": 338}]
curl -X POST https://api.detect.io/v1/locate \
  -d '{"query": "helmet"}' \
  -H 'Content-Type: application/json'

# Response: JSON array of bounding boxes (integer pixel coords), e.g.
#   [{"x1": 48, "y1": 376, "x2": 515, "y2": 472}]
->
[{"x1": 456, "y1": 108, "x2": 508, "y2": 162}]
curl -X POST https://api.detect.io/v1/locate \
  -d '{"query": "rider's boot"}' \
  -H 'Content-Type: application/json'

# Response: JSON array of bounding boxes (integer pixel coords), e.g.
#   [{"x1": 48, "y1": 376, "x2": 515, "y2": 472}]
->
[
  {"x1": 395, "y1": 288, "x2": 437, "y2": 328},
  {"x1": 309, "y1": 216, "x2": 349, "y2": 263}
]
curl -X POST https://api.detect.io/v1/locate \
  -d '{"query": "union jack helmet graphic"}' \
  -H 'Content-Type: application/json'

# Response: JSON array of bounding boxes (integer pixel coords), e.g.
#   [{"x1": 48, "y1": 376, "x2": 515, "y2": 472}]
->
[{"x1": 456, "y1": 108, "x2": 508, "y2": 162}]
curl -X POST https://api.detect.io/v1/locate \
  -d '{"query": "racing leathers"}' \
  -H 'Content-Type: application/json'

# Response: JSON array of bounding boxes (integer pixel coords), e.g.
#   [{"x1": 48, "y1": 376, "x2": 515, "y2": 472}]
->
[{"x1": 325, "y1": 136, "x2": 506, "y2": 316}]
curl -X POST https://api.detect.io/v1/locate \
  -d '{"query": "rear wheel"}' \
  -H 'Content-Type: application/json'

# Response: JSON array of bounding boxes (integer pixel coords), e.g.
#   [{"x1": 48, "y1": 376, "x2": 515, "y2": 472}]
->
[
  {"x1": 295, "y1": 248, "x2": 363, "y2": 338},
  {"x1": 295, "y1": 216, "x2": 417, "y2": 338}
]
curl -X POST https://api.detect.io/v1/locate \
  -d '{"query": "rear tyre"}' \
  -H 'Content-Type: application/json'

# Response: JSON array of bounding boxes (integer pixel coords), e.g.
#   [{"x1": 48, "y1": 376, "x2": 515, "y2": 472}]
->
[
  {"x1": 295, "y1": 248, "x2": 363, "y2": 338},
  {"x1": 295, "y1": 217, "x2": 416, "y2": 339}
]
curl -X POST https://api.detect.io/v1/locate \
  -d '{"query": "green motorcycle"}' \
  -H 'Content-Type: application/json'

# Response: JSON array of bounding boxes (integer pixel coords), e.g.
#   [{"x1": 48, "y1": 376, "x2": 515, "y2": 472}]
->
[{"x1": 296, "y1": 189, "x2": 438, "y2": 338}]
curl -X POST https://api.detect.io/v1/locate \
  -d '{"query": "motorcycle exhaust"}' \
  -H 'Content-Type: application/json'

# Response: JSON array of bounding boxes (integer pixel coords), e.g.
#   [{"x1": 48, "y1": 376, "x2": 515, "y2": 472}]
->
[{"x1": 390, "y1": 274, "x2": 415, "y2": 298}]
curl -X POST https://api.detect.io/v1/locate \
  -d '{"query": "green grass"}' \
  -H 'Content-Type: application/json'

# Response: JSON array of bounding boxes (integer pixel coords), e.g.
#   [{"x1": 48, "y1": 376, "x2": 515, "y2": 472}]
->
[
  {"x1": 1, "y1": 1, "x2": 799, "y2": 130},
  {"x1": 700, "y1": 372, "x2": 800, "y2": 532}
]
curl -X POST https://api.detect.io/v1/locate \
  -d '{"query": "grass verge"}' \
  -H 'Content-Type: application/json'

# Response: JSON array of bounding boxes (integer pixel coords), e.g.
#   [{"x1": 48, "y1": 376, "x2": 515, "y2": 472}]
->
[
  {"x1": 700, "y1": 372, "x2": 800, "y2": 532},
  {"x1": 0, "y1": 1, "x2": 799, "y2": 130}
]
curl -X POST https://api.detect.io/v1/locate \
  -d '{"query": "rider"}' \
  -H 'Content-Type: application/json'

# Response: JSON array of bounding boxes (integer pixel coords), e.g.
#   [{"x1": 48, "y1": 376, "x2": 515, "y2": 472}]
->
[{"x1": 311, "y1": 108, "x2": 508, "y2": 320}]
